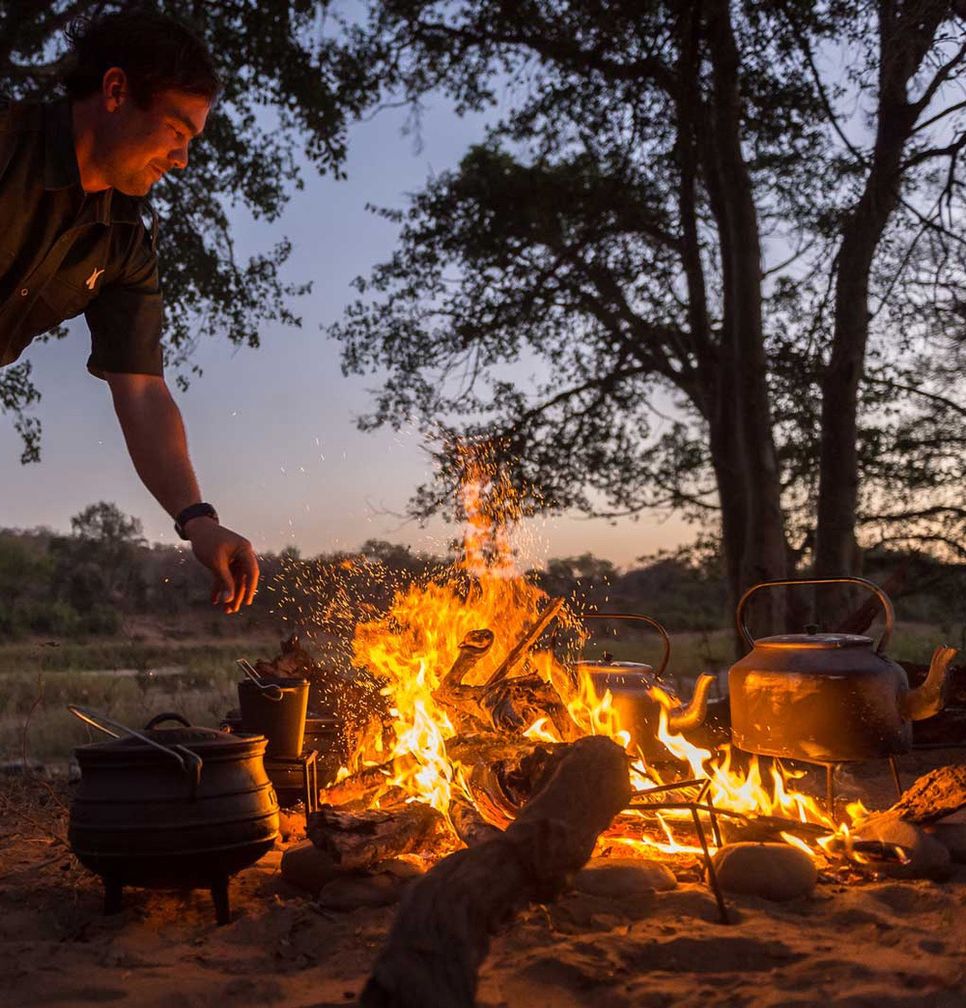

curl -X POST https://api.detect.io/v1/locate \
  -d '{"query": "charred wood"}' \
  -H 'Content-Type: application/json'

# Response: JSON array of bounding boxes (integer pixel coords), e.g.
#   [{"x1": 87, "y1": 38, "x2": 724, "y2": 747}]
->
[
  {"x1": 306, "y1": 801, "x2": 450, "y2": 871},
  {"x1": 880, "y1": 763, "x2": 966, "y2": 824}
]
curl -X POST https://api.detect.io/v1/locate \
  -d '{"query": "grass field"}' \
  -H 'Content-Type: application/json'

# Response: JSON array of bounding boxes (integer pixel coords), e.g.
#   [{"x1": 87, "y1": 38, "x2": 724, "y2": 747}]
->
[
  {"x1": 0, "y1": 621, "x2": 956, "y2": 766},
  {"x1": 0, "y1": 638, "x2": 280, "y2": 767}
]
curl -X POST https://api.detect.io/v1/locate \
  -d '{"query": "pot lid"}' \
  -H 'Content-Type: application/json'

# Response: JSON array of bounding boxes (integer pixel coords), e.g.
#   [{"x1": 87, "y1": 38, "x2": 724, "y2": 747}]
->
[
  {"x1": 109, "y1": 724, "x2": 237, "y2": 747},
  {"x1": 755, "y1": 633, "x2": 873, "y2": 649},
  {"x1": 80, "y1": 721, "x2": 263, "y2": 755}
]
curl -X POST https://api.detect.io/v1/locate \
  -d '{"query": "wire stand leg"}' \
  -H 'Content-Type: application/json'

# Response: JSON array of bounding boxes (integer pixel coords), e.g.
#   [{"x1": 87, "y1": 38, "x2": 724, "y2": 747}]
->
[
  {"x1": 692, "y1": 807, "x2": 728, "y2": 925},
  {"x1": 699, "y1": 780, "x2": 723, "y2": 848},
  {"x1": 888, "y1": 755, "x2": 903, "y2": 800}
]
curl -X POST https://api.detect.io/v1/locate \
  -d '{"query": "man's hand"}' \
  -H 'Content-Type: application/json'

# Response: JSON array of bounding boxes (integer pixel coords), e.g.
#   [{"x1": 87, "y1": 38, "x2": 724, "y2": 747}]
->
[{"x1": 185, "y1": 518, "x2": 259, "y2": 613}]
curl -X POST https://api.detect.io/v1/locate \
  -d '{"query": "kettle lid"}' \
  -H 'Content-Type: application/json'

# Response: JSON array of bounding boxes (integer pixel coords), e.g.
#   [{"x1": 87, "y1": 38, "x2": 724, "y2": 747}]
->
[{"x1": 756, "y1": 632, "x2": 873, "y2": 650}]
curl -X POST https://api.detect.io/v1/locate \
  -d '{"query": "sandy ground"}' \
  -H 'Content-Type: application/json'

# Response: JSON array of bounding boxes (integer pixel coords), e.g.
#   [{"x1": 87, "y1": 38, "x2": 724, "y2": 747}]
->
[{"x1": 1, "y1": 750, "x2": 964, "y2": 1008}]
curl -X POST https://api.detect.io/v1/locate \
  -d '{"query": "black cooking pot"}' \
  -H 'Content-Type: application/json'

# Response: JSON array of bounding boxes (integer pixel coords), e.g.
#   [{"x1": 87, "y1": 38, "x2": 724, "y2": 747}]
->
[{"x1": 68, "y1": 707, "x2": 279, "y2": 924}]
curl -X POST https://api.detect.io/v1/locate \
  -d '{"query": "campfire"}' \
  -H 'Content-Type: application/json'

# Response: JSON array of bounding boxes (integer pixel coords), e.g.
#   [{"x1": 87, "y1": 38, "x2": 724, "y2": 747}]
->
[
  {"x1": 56, "y1": 446, "x2": 964, "y2": 1007},
  {"x1": 243, "y1": 452, "x2": 964, "y2": 1003},
  {"x1": 264, "y1": 450, "x2": 960, "y2": 895}
]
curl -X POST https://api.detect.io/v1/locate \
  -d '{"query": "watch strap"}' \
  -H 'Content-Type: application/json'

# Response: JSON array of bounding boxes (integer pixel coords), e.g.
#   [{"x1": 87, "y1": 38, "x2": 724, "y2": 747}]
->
[{"x1": 174, "y1": 502, "x2": 218, "y2": 540}]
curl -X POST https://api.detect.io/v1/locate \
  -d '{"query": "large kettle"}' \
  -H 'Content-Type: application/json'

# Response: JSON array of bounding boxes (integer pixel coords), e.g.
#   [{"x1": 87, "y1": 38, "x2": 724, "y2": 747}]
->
[
  {"x1": 728, "y1": 577, "x2": 948, "y2": 763},
  {"x1": 575, "y1": 613, "x2": 716, "y2": 758}
]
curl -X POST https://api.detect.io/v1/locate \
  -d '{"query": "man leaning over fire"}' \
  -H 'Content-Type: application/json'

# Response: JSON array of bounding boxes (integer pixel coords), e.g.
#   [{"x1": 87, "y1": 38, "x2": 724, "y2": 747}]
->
[{"x1": 0, "y1": 10, "x2": 258, "y2": 613}]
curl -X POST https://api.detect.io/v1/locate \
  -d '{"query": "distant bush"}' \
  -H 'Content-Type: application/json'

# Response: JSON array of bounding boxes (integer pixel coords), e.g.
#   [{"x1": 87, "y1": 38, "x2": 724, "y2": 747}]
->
[{"x1": 80, "y1": 605, "x2": 123, "y2": 636}]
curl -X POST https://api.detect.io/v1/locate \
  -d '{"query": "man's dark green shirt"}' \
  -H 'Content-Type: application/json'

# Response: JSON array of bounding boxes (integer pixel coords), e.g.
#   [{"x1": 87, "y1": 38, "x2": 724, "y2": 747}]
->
[{"x1": 0, "y1": 97, "x2": 163, "y2": 377}]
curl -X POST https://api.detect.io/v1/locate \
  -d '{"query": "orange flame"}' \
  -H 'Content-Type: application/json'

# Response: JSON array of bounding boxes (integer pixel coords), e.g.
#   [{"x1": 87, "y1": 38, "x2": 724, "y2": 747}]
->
[{"x1": 347, "y1": 440, "x2": 863, "y2": 861}]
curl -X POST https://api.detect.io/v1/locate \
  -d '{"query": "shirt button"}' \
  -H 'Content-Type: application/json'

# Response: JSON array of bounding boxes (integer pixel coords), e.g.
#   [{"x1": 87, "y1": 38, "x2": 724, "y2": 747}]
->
[{"x1": 19, "y1": 288, "x2": 28, "y2": 296}]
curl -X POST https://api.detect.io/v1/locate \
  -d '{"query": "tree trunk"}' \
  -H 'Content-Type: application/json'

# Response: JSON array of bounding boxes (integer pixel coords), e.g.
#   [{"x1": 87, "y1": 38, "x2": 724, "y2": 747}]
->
[
  {"x1": 815, "y1": 1, "x2": 948, "y2": 618},
  {"x1": 701, "y1": 0, "x2": 788, "y2": 633}
]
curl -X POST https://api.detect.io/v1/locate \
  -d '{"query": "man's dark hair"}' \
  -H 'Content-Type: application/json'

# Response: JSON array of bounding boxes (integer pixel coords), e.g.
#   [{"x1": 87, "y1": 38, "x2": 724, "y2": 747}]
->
[{"x1": 62, "y1": 9, "x2": 220, "y2": 106}]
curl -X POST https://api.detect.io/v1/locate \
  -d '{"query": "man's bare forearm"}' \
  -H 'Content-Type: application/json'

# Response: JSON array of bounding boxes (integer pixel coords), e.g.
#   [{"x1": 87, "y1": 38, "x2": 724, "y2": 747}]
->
[
  {"x1": 105, "y1": 372, "x2": 202, "y2": 518},
  {"x1": 105, "y1": 371, "x2": 258, "y2": 612}
]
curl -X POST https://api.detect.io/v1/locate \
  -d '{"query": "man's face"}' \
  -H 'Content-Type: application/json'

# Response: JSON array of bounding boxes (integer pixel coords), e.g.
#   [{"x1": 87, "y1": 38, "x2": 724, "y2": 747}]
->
[{"x1": 104, "y1": 87, "x2": 210, "y2": 196}]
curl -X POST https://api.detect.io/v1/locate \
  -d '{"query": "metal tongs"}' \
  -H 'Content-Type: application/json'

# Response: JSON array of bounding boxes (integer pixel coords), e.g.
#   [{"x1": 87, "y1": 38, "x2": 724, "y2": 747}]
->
[
  {"x1": 68, "y1": 704, "x2": 203, "y2": 795},
  {"x1": 236, "y1": 658, "x2": 284, "y2": 701}
]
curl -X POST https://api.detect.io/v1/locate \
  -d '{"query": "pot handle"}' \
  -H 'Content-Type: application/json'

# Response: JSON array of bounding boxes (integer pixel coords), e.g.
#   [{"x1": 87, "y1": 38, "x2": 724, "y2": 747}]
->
[
  {"x1": 578, "y1": 613, "x2": 671, "y2": 678},
  {"x1": 736, "y1": 577, "x2": 894, "y2": 654},
  {"x1": 68, "y1": 705, "x2": 203, "y2": 794},
  {"x1": 144, "y1": 712, "x2": 192, "y2": 730},
  {"x1": 236, "y1": 658, "x2": 284, "y2": 701}
]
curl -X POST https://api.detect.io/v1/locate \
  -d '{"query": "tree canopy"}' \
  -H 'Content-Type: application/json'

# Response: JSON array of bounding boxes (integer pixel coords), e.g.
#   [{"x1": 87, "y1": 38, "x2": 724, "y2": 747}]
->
[
  {"x1": 325, "y1": 0, "x2": 966, "y2": 615},
  {"x1": 0, "y1": 0, "x2": 365, "y2": 460}
]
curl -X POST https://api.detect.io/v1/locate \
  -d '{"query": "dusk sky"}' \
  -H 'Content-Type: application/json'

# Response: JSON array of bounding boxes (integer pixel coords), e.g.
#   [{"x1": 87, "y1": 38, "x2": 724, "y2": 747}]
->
[{"x1": 0, "y1": 95, "x2": 691, "y2": 567}]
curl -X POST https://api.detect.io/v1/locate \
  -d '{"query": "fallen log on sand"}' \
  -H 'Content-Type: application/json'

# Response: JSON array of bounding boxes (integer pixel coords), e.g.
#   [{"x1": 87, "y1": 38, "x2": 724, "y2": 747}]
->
[
  {"x1": 358, "y1": 735, "x2": 631, "y2": 1008},
  {"x1": 319, "y1": 733, "x2": 566, "y2": 812}
]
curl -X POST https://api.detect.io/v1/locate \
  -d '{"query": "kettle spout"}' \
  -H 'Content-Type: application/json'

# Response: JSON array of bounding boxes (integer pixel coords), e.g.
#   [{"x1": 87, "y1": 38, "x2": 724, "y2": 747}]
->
[
  {"x1": 902, "y1": 645, "x2": 957, "y2": 722},
  {"x1": 666, "y1": 673, "x2": 717, "y2": 734}
]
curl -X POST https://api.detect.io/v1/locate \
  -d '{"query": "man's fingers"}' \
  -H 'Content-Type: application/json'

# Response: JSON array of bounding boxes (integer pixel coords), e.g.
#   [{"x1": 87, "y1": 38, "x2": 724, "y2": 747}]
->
[
  {"x1": 211, "y1": 560, "x2": 235, "y2": 609},
  {"x1": 244, "y1": 550, "x2": 260, "y2": 606},
  {"x1": 230, "y1": 576, "x2": 246, "y2": 614},
  {"x1": 229, "y1": 548, "x2": 260, "y2": 610}
]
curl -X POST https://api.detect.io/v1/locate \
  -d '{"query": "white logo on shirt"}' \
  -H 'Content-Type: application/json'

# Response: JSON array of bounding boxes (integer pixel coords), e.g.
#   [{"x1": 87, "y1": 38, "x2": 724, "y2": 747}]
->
[{"x1": 85, "y1": 267, "x2": 105, "y2": 291}]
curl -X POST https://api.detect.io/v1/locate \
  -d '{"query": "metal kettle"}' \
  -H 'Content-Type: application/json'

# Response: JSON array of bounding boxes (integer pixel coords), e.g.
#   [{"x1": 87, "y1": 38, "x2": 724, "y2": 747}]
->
[
  {"x1": 727, "y1": 577, "x2": 948, "y2": 763},
  {"x1": 575, "y1": 613, "x2": 716, "y2": 756}
]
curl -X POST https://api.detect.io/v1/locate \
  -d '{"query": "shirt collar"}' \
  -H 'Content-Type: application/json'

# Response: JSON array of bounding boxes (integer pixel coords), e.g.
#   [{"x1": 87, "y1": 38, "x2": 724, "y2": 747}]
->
[
  {"x1": 43, "y1": 98, "x2": 116, "y2": 224},
  {"x1": 42, "y1": 97, "x2": 81, "y2": 191}
]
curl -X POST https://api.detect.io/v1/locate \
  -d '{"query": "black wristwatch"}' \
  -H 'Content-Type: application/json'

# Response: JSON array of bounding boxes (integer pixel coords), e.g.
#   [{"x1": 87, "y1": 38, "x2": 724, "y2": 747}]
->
[{"x1": 174, "y1": 502, "x2": 219, "y2": 540}]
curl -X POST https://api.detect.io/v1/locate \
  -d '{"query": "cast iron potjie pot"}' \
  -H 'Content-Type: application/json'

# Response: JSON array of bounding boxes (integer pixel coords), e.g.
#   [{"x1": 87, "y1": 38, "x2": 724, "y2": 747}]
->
[
  {"x1": 575, "y1": 613, "x2": 717, "y2": 758},
  {"x1": 728, "y1": 577, "x2": 947, "y2": 763},
  {"x1": 68, "y1": 708, "x2": 279, "y2": 924}
]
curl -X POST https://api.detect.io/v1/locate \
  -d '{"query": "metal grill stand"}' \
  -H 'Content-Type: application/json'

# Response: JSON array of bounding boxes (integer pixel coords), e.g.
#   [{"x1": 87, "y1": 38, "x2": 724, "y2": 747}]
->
[
  {"x1": 264, "y1": 748, "x2": 320, "y2": 817},
  {"x1": 626, "y1": 777, "x2": 735, "y2": 924}
]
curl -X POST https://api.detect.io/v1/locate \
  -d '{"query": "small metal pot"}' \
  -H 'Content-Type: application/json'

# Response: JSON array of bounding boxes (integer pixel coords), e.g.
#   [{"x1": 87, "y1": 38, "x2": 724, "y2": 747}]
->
[
  {"x1": 575, "y1": 613, "x2": 716, "y2": 758},
  {"x1": 68, "y1": 708, "x2": 279, "y2": 924},
  {"x1": 728, "y1": 577, "x2": 947, "y2": 763}
]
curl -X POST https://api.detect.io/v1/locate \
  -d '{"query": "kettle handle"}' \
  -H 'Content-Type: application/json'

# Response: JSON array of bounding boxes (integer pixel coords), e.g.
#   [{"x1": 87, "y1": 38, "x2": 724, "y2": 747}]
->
[
  {"x1": 578, "y1": 613, "x2": 671, "y2": 678},
  {"x1": 736, "y1": 577, "x2": 894, "y2": 653}
]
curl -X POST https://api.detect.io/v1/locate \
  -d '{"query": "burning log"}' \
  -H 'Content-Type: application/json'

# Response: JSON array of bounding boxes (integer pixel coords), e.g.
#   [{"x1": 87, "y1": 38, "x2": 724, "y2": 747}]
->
[
  {"x1": 306, "y1": 801, "x2": 450, "y2": 871},
  {"x1": 480, "y1": 675, "x2": 581, "y2": 740},
  {"x1": 438, "y1": 628, "x2": 495, "y2": 692},
  {"x1": 482, "y1": 596, "x2": 565, "y2": 687},
  {"x1": 434, "y1": 620, "x2": 578, "y2": 740},
  {"x1": 319, "y1": 733, "x2": 566, "y2": 815},
  {"x1": 874, "y1": 762, "x2": 966, "y2": 824},
  {"x1": 319, "y1": 762, "x2": 396, "y2": 807},
  {"x1": 358, "y1": 735, "x2": 631, "y2": 1008},
  {"x1": 433, "y1": 629, "x2": 496, "y2": 734}
]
